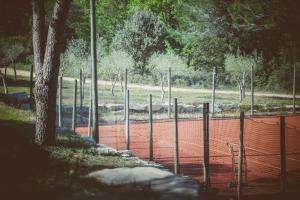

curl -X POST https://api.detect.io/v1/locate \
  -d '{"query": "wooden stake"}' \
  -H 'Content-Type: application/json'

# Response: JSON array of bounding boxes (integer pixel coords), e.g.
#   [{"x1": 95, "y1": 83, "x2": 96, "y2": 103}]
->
[
  {"x1": 168, "y1": 68, "x2": 172, "y2": 118},
  {"x1": 251, "y1": 65, "x2": 254, "y2": 116},
  {"x1": 72, "y1": 80, "x2": 77, "y2": 132},
  {"x1": 79, "y1": 68, "x2": 83, "y2": 112},
  {"x1": 293, "y1": 65, "x2": 296, "y2": 114},
  {"x1": 126, "y1": 89, "x2": 130, "y2": 150},
  {"x1": 211, "y1": 67, "x2": 216, "y2": 117},
  {"x1": 90, "y1": 0, "x2": 99, "y2": 143},
  {"x1": 88, "y1": 81, "x2": 92, "y2": 137},
  {"x1": 173, "y1": 98, "x2": 180, "y2": 174},
  {"x1": 149, "y1": 94, "x2": 153, "y2": 161},
  {"x1": 237, "y1": 111, "x2": 245, "y2": 200},
  {"x1": 124, "y1": 68, "x2": 128, "y2": 119},
  {"x1": 203, "y1": 103, "x2": 210, "y2": 190},
  {"x1": 280, "y1": 116, "x2": 286, "y2": 192}
]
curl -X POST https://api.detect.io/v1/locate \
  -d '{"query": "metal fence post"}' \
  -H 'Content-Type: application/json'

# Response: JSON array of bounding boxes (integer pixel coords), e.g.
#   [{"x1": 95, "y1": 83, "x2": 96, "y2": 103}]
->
[
  {"x1": 124, "y1": 68, "x2": 128, "y2": 119},
  {"x1": 173, "y1": 98, "x2": 180, "y2": 174},
  {"x1": 126, "y1": 89, "x2": 130, "y2": 150},
  {"x1": 168, "y1": 68, "x2": 172, "y2": 118},
  {"x1": 88, "y1": 81, "x2": 92, "y2": 137},
  {"x1": 212, "y1": 67, "x2": 216, "y2": 117},
  {"x1": 293, "y1": 65, "x2": 296, "y2": 114},
  {"x1": 237, "y1": 111, "x2": 245, "y2": 200},
  {"x1": 251, "y1": 65, "x2": 254, "y2": 116},
  {"x1": 72, "y1": 79, "x2": 77, "y2": 132},
  {"x1": 58, "y1": 76, "x2": 62, "y2": 127},
  {"x1": 280, "y1": 116, "x2": 286, "y2": 192},
  {"x1": 149, "y1": 94, "x2": 153, "y2": 161},
  {"x1": 79, "y1": 69, "x2": 83, "y2": 112},
  {"x1": 203, "y1": 103, "x2": 210, "y2": 190}
]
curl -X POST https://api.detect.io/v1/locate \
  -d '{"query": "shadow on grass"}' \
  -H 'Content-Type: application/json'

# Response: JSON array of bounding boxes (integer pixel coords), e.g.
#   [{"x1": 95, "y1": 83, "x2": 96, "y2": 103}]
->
[
  {"x1": 5, "y1": 77, "x2": 32, "y2": 88},
  {"x1": 0, "y1": 119, "x2": 51, "y2": 200}
]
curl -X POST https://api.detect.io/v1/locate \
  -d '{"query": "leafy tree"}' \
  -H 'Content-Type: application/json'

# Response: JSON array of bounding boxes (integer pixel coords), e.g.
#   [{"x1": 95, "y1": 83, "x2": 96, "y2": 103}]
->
[
  {"x1": 113, "y1": 8, "x2": 166, "y2": 74},
  {"x1": 98, "y1": 50, "x2": 133, "y2": 95},
  {"x1": 3, "y1": 42, "x2": 24, "y2": 80},
  {"x1": 225, "y1": 50, "x2": 263, "y2": 101},
  {"x1": 148, "y1": 53, "x2": 187, "y2": 101}
]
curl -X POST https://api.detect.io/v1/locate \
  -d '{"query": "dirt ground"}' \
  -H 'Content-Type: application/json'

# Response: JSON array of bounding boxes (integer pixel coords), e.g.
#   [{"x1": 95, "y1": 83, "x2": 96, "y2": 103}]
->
[{"x1": 76, "y1": 115, "x2": 300, "y2": 199}]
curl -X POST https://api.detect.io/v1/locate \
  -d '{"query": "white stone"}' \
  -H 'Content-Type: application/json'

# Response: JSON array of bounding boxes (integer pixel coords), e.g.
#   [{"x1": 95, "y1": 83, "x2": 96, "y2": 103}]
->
[
  {"x1": 106, "y1": 104, "x2": 124, "y2": 111},
  {"x1": 85, "y1": 167, "x2": 200, "y2": 200}
]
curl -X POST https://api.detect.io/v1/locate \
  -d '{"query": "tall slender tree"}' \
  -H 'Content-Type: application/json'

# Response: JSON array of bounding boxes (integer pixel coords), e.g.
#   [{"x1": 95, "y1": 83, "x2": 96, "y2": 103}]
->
[{"x1": 32, "y1": 0, "x2": 72, "y2": 145}]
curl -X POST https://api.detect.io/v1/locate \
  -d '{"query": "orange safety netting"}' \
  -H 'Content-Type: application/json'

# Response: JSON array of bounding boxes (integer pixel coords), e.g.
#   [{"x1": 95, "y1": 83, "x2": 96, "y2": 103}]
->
[{"x1": 76, "y1": 115, "x2": 300, "y2": 196}]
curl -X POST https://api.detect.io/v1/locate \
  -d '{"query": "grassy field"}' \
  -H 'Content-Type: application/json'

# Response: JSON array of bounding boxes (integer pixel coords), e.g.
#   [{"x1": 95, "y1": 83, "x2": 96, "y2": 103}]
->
[{"x1": 1, "y1": 72, "x2": 299, "y2": 122}]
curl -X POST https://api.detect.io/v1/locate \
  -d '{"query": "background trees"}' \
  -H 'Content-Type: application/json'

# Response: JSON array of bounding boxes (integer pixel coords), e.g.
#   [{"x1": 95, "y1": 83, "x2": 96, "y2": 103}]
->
[
  {"x1": 1, "y1": 0, "x2": 299, "y2": 93},
  {"x1": 113, "y1": 8, "x2": 166, "y2": 74}
]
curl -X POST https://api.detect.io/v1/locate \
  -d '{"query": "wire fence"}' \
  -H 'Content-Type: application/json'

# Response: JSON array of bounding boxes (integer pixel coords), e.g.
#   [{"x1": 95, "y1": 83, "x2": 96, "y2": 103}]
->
[
  {"x1": 74, "y1": 114, "x2": 300, "y2": 197},
  {"x1": 57, "y1": 73, "x2": 300, "y2": 197}
]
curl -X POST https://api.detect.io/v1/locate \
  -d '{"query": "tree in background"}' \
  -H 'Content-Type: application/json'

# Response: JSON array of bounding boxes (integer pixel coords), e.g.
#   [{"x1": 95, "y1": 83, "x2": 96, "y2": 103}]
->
[
  {"x1": 225, "y1": 50, "x2": 263, "y2": 102},
  {"x1": 148, "y1": 53, "x2": 188, "y2": 101},
  {"x1": 3, "y1": 43, "x2": 24, "y2": 80},
  {"x1": 113, "y1": 8, "x2": 166, "y2": 74},
  {"x1": 32, "y1": 0, "x2": 72, "y2": 145},
  {"x1": 98, "y1": 50, "x2": 133, "y2": 96}
]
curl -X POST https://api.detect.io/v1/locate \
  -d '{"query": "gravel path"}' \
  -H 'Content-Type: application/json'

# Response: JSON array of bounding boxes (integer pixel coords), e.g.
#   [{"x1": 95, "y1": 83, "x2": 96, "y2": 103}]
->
[{"x1": 9, "y1": 69, "x2": 299, "y2": 99}]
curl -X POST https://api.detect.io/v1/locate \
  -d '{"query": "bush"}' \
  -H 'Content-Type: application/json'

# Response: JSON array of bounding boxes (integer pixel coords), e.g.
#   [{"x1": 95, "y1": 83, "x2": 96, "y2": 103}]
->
[{"x1": 113, "y1": 8, "x2": 166, "y2": 74}]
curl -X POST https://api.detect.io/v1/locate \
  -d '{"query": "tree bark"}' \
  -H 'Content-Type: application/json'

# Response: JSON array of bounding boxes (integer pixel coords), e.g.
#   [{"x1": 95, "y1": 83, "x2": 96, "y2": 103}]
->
[
  {"x1": 12, "y1": 60, "x2": 17, "y2": 80},
  {"x1": 33, "y1": 0, "x2": 72, "y2": 145}
]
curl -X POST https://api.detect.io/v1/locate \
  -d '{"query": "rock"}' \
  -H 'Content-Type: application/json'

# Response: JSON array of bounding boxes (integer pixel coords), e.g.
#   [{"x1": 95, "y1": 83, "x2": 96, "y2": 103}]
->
[
  {"x1": 119, "y1": 150, "x2": 133, "y2": 157},
  {"x1": 85, "y1": 167, "x2": 200, "y2": 200},
  {"x1": 151, "y1": 104, "x2": 164, "y2": 112},
  {"x1": 220, "y1": 104, "x2": 237, "y2": 111},
  {"x1": 181, "y1": 105, "x2": 196, "y2": 113},
  {"x1": 106, "y1": 104, "x2": 124, "y2": 111},
  {"x1": 86, "y1": 167, "x2": 173, "y2": 185},
  {"x1": 11, "y1": 92, "x2": 29, "y2": 101},
  {"x1": 213, "y1": 104, "x2": 222, "y2": 113},
  {"x1": 20, "y1": 103, "x2": 31, "y2": 110},
  {"x1": 96, "y1": 144, "x2": 119, "y2": 156},
  {"x1": 63, "y1": 105, "x2": 73, "y2": 113},
  {"x1": 151, "y1": 176, "x2": 199, "y2": 200},
  {"x1": 82, "y1": 136, "x2": 97, "y2": 145},
  {"x1": 7, "y1": 92, "x2": 30, "y2": 107},
  {"x1": 130, "y1": 104, "x2": 147, "y2": 112}
]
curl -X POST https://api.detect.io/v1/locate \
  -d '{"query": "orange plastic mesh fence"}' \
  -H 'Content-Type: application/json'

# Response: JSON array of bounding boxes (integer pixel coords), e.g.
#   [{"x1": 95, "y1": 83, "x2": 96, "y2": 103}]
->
[{"x1": 76, "y1": 115, "x2": 300, "y2": 196}]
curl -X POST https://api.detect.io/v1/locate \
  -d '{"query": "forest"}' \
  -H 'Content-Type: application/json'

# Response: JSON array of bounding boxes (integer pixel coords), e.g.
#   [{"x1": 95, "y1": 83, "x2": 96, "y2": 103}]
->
[{"x1": 1, "y1": 0, "x2": 299, "y2": 92}]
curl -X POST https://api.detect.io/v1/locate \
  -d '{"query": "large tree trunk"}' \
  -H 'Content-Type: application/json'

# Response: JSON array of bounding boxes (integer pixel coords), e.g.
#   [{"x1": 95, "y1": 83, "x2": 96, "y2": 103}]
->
[
  {"x1": 33, "y1": 0, "x2": 72, "y2": 145},
  {"x1": 32, "y1": 0, "x2": 46, "y2": 144}
]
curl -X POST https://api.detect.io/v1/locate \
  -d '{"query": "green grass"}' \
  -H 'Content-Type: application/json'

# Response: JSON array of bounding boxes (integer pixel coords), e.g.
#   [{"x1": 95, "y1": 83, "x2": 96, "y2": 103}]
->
[
  {"x1": 59, "y1": 78, "x2": 299, "y2": 121},
  {"x1": 0, "y1": 98, "x2": 158, "y2": 200}
]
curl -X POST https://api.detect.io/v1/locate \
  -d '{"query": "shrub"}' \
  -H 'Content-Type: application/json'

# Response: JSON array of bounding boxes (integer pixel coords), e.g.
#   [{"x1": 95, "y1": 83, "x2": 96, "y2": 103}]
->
[{"x1": 113, "y1": 8, "x2": 166, "y2": 74}]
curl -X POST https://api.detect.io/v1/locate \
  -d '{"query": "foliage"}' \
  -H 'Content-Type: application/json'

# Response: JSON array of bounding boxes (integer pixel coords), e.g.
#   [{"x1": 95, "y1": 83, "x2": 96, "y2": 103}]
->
[
  {"x1": 225, "y1": 50, "x2": 263, "y2": 86},
  {"x1": 113, "y1": 8, "x2": 166, "y2": 74},
  {"x1": 98, "y1": 50, "x2": 134, "y2": 81},
  {"x1": 60, "y1": 39, "x2": 89, "y2": 77}
]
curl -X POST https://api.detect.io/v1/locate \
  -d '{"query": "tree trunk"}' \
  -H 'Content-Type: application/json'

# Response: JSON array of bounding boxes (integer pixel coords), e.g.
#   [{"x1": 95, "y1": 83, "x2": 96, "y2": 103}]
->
[
  {"x1": 4, "y1": 65, "x2": 7, "y2": 78},
  {"x1": 0, "y1": 72, "x2": 8, "y2": 94},
  {"x1": 33, "y1": 0, "x2": 72, "y2": 145},
  {"x1": 12, "y1": 60, "x2": 17, "y2": 80},
  {"x1": 111, "y1": 77, "x2": 117, "y2": 96}
]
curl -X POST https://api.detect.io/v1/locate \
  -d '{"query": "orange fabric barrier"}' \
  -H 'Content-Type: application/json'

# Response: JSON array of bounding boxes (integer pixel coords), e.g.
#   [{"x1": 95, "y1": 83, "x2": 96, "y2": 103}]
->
[{"x1": 76, "y1": 115, "x2": 300, "y2": 196}]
